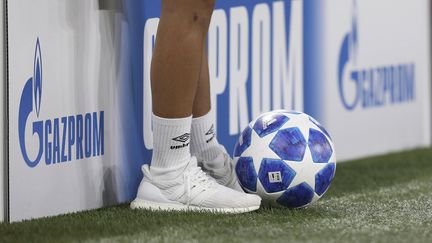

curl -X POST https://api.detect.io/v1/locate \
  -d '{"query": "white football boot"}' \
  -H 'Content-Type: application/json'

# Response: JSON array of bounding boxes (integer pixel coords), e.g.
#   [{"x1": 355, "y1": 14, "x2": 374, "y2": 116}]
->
[
  {"x1": 198, "y1": 145, "x2": 243, "y2": 191},
  {"x1": 131, "y1": 157, "x2": 261, "y2": 213}
]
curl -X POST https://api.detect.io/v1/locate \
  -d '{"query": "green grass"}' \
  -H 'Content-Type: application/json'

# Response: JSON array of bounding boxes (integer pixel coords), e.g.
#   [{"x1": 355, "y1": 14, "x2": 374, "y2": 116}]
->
[{"x1": 1, "y1": 148, "x2": 432, "y2": 243}]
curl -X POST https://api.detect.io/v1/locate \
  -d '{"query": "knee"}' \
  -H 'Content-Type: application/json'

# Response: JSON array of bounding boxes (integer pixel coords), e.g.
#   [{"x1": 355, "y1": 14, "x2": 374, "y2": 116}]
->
[
  {"x1": 189, "y1": 0, "x2": 216, "y2": 30},
  {"x1": 162, "y1": 0, "x2": 216, "y2": 31}
]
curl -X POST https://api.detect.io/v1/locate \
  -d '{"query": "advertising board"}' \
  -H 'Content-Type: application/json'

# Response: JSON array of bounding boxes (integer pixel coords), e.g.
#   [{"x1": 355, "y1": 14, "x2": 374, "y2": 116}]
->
[{"x1": 4, "y1": 0, "x2": 430, "y2": 221}]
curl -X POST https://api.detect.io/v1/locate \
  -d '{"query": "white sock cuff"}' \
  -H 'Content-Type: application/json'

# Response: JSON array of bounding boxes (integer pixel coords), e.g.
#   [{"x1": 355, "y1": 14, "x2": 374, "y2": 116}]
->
[
  {"x1": 153, "y1": 114, "x2": 192, "y2": 127},
  {"x1": 192, "y1": 110, "x2": 213, "y2": 125},
  {"x1": 190, "y1": 111, "x2": 221, "y2": 162}
]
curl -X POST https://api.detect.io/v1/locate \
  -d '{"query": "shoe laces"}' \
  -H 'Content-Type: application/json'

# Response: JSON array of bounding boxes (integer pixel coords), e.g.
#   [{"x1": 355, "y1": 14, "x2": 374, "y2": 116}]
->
[{"x1": 183, "y1": 167, "x2": 216, "y2": 207}]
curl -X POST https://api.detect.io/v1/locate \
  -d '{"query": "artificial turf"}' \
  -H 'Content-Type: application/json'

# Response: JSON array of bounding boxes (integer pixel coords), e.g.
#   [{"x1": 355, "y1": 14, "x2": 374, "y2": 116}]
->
[{"x1": 1, "y1": 148, "x2": 432, "y2": 243}]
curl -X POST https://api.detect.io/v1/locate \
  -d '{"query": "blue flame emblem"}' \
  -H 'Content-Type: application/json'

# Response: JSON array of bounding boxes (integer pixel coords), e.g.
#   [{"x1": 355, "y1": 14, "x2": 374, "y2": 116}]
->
[
  {"x1": 33, "y1": 38, "x2": 42, "y2": 117},
  {"x1": 349, "y1": 0, "x2": 358, "y2": 61},
  {"x1": 338, "y1": 0, "x2": 359, "y2": 110},
  {"x1": 18, "y1": 38, "x2": 44, "y2": 167}
]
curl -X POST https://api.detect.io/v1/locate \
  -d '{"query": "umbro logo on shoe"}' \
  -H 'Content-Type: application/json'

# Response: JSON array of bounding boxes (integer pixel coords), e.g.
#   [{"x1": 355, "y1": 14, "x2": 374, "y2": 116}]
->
[
  {"x1": 171, "y1": 133, "x2": 190, "y2": 150},
  {"x1": 205, "y1": 125, "x2": 215, "y2": 143}
]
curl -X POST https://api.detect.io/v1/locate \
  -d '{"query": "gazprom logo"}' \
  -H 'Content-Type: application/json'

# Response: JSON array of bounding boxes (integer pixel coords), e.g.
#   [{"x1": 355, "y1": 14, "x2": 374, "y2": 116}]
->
[
  {"x1": 338, "y1": 0, "x2": 415, "y2": 110},
  {"x1": 18, "y1": 38, "x2": 105, "y2": 168}
]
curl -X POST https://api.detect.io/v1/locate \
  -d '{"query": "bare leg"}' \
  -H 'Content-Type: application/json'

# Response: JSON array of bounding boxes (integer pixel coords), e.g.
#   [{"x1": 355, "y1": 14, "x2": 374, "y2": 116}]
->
[
  {"x1": 151, "y1": 0, "x2": 215, "y2": 118},
  {"x1": 132, "y1": 0, "x2": 261, "y2": 212},
  {"x1": 192, "y1": 46, "x2": 211, "y2": 118},
  {"x1": 149, "y1": 0, "x2": 216, "y2": 171},
  {"x1": 190, "y1": 37, "x2": 242, "y2": 190}
]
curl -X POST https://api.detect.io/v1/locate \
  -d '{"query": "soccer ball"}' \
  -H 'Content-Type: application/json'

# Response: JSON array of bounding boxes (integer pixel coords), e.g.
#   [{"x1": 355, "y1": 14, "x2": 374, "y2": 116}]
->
[{"x1": 233, "y1": 110, "x2": 336, "y2": 208}]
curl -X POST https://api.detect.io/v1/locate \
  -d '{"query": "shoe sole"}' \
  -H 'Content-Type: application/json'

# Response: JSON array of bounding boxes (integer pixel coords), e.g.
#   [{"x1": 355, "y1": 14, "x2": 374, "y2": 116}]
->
[{"x1": 130, "y1": 199, "x2": 260, "y2": 214}]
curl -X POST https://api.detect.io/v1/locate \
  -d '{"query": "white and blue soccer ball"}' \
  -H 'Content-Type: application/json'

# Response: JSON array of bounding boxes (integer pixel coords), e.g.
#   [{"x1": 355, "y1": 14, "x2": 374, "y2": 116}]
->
[{"x1": 233, "y1": 110, "x2": 336, "y2": 208}]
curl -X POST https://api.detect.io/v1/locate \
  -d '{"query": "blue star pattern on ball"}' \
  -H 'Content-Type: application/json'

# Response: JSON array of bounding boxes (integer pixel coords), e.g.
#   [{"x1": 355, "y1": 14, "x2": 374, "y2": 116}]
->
[
  {"x1": 315, "y1": 163, "x2": 336, "y2": 196},
  {"x1": 309, "y1": 116, "x2": 332, "y2": 140},
  {"x1": 258, "y1": 158, "x2": 296, "y2": 193},
  {"x1": 308, "y1": 128, "x2": 333, "y2": 163},
  {"x1": 233, "y1": 126, "x2": 252, "y2": 157},
  {"x1": 269, "y1": 127, "x2": 307, "y2": 161},
  {"x1": 282, "y1": 147, "x2": 329, "y2": 205},
  {"x1": 277, "y1": 182, "x2": 315, "y2": 208},
  {"x1": 233, "y1": 110, "x2": 336, "y2": 208},
  {"x1": 235, "y1": 157, "x2": 257, "y2": 192},
  {"x1": 253, "y1": 113, "x2": 289, "y2": 138}
]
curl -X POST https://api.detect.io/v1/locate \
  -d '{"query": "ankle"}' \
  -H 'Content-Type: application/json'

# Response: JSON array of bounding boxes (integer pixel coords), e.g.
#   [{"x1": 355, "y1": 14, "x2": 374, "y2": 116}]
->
[{"x1": 190, "y1": 111, "x2": 224, "y2": 162}]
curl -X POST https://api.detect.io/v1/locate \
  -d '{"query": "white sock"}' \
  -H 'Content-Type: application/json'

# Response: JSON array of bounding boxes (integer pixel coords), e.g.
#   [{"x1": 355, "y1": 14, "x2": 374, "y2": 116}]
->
[
  {"x1": 150, "y1": 114, "x2": 192, "y2": 175},
  {"x1": 190, "y1": 111, "x2": 223, "y2": 166}
]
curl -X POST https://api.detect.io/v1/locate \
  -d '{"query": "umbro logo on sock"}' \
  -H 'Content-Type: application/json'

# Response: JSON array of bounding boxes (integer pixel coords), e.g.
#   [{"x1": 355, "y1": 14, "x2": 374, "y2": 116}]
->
[
  {"x1": 171, "y1": 133, "x2": 190, "y2": 150},
  {"x1": 205, "y1": 125, "x2": 214, "y2": 136},
  {"x1": 205, "y1": 125, "x2": 215, "y2": 143},
  {"x1": 172, "y1": 133, "x2": 190, "y2": 143}
]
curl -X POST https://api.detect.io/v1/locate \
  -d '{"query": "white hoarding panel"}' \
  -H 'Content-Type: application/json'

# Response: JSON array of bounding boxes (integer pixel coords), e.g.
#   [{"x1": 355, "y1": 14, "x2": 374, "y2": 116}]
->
[
  {"x1": 317, "y1": 0, "x2": 431, "y2": 160},
  {"x1": 7, "y1": 0, "x2": 126, "y2": 222}
]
